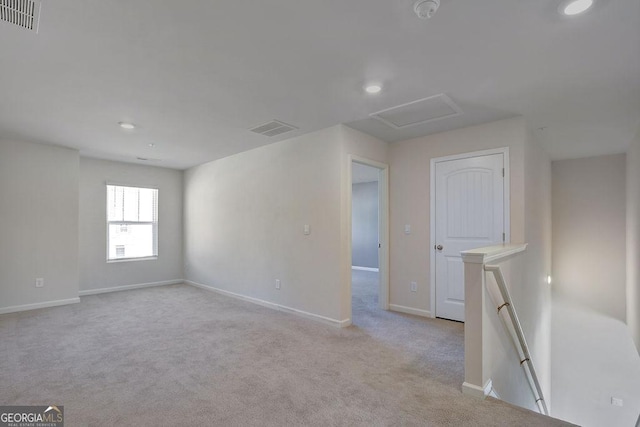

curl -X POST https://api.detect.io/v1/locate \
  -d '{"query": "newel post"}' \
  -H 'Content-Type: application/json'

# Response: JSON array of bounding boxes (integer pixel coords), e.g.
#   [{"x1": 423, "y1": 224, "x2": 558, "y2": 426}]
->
[
  {"x1": 461, "y1": 250, "x2": 489, "y2": 398},
  {"x1": 460, "y1": 244, "x2": 529, "y2": 398}
]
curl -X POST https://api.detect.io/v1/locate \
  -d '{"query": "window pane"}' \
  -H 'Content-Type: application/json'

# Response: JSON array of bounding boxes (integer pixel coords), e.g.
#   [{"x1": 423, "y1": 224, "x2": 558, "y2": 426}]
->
[
  {"x1": 108, "y1": 223, "x2": 156, "y2": 259},
  {"x1": 123, "y1": 187, "x2": 140, "y2": 221},
  {"x1": 107, "y1": 185, "x2": 124, "y2": 221},
  {"x1": 106, "y1": 185, "x2": 158, "y2": 261},
  {"x1": 138, "y1": 188, "x2": 157, "y2": 222}
]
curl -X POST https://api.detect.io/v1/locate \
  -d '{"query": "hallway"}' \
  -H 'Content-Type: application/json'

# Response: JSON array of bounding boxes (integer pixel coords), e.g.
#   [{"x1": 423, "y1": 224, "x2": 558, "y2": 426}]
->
[{"x1": 352, "y1": 269, "x2": 471, "y2": 389}]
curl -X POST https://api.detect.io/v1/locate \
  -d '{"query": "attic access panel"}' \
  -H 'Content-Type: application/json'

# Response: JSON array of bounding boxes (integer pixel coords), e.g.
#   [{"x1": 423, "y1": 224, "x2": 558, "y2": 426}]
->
[{"x1": 370, "y1": 94, "x2": 463, "y2": 129}]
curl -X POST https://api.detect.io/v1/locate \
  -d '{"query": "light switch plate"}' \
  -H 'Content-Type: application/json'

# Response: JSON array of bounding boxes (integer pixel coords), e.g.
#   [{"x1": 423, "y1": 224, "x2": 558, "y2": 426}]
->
[
  {"x1": 404, "y1": 224, "x2": 411, "y2": 235},
  {"x1": 35, "y1": 278, "x2": 44, "y2": 288},
  {"x1": 303, "y1": 225, "x2": 310, "y2": 235}
]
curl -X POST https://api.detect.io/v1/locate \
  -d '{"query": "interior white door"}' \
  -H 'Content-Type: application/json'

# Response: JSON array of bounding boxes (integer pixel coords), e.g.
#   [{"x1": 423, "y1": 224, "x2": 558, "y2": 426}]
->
[{"x1": 435, "y1": 153, "x2": 505, "y2": 322}]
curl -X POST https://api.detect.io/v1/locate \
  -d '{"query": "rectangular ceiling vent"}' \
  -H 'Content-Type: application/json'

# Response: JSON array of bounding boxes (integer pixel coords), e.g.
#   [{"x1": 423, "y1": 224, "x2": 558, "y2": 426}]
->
[
  {"x1": 0, "y1": 0, "x2": 41, "y2": 32},
  {"x1": 370, "y1": 94, "x2": 463, "y2": 129},
  {"x1": 249, "y1": 120, "x2": 298, "y2": 137}
]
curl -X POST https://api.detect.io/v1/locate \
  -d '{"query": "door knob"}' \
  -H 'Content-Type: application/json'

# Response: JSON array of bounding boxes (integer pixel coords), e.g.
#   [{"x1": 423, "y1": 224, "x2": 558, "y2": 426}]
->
[{"x1": 436, "y1": 245, "x2": 443, "y2": 251}]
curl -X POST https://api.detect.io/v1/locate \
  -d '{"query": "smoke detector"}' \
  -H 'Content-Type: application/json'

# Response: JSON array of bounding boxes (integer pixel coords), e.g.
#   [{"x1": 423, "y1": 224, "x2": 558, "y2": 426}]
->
[{"x1": 414, "y1": 0, "x2": 440, "y2": 19}]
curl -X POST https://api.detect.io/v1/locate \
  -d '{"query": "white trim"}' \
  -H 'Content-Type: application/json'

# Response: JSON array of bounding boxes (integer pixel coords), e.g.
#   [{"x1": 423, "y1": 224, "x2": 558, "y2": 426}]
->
[
  {"x1": 488, "y1": 385, "x2": 500, "y2": 399},
  {"x1": 389, "y1": 304, "x2": 432, "y2": 318},
  {"x1": 350, "y1": 155, "x2": 388, "y2": 171},
  {"x1": 352, "y1": 266, "x2": 379, "y2": 272},
  {"x1": 0, "y1": 298, "x2": 80, "y2": 315},
  {"x1": 106, "y1": 256, "x2": 158, "y2": 264},
  {"x1": 105, "y1": 184, "x2": 159, "y2": 263},
  {"x1": 349, "y1": 155, "x2": 390, "y2": 314},
  {"x1": 186, "y1": 280, "x2": 351, "y2": 328},
  {"x1": 427, "y1": 147, "x2": 510, "y2": 164},
  {"x1": 460, "y1": 243, "x2": 528, "y2": 265},
  {"x1": 105, "y1": 181, "x2": 159, "y2": 190},
  {"x1": 462, "y1": 380, "x2": 493, "y2": 399},
  {"x1": 79, "y1": 279, "x2": 182, "y2": 296},
  {"x1": 430, "y1": 147, "x2": 510, "y2": 319}
]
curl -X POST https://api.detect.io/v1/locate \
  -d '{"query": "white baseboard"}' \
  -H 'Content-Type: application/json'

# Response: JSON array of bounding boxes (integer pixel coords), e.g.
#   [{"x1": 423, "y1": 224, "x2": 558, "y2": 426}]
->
[
  {"x1": 79, "y1": 280, "x2": 182, "y2": 296},
  {"x1": 462, "y1": 380, "x2": 493, "y2": 399},
  {"x1": 185, "y1": 280, "x2": 351, "y2": 328},
  {"x1": 351, "y1": 266, "x2": 379, "y2": 272},
  {"x1": 488, "y1": 386, "x2": 500, "y2": 399},
  {"x1": 0, "y1": 297, "x2": 81, "y2": 315},
  {"x1": 389, "y1": 304, "x2": 432, "y2": 318}
]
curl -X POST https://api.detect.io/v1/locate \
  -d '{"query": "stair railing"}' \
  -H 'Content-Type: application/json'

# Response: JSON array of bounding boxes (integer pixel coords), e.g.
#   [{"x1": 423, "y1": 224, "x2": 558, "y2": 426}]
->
[{"x1": 484, "y1": 264, "x2": 549, "y2": 416}]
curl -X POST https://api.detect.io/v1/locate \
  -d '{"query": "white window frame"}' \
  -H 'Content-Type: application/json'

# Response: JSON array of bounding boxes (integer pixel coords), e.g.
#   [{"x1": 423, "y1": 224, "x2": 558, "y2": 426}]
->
[{"x1": 106, "y1": 183, "x2": 159, "y2": 263}]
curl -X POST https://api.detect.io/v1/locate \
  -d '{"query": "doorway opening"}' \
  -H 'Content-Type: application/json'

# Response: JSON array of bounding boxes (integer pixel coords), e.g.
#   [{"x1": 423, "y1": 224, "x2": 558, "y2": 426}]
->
[{"x1": 349, "y1": 157, "x2": 389, "y2": 325}]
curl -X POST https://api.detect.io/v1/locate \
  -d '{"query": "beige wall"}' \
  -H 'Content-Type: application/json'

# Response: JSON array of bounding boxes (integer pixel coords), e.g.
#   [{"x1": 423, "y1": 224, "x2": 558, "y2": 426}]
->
[
  {"x1": 389, "y1": 118, "x2": 553, "y2": 409},
  {"x1": 479, "y1": 130, "x2": 553, "y2": 410},
  {"x1": 551, "y1": 295, "x2": 640, "y2": 425},
  {"x1": 184, "y1": 126, "x2": 346, "y2": 322},
  {"x1": 552, "y1": 154, "x2": 627, "y2": 321},
  {"x1": 483, "y1": 254, "x2": 539, "y2": 411},
  {"x1": 183, "y1": 125, "x2": 388, "y2": 324},
  {"x1": 79, "y1": 158, "x2": 184, "y2": 293},
  {"x1": 522, "y1": 130, "x2": 553, "y2": 404},
  {"x1": 388, "y1": 117, "x2": 526, "y2": 314},
  {"x1": 0, "y1": 139, "x2": 79, "y2": 312},
  {"x1": 628, "y1": 130, "x2": 640, "y2": 352},
  {"x1": 351, "y1": 182, "x2": 379, "y2": 269}
]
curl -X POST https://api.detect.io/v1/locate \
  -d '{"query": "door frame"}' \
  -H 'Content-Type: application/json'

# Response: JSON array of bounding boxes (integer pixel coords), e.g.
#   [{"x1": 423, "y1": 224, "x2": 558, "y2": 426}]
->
[
  {"x1": 429, "y1": 147, "x2": 510, "y2": 318},
  {"x1": 348, "y1": 155, "x2": 390, "y2": 314}
]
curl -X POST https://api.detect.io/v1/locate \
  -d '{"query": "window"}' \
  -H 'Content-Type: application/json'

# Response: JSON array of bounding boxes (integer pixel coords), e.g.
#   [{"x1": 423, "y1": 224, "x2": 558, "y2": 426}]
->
[{"x1": 107, "y1": 184, "x2": 158, "y2": 261}]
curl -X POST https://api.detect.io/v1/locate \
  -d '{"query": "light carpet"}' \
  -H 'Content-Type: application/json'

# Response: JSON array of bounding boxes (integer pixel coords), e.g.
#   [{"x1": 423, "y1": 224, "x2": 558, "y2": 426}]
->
[{"x1": 0, "y1": 271, "x2": 571, "y2": 426}]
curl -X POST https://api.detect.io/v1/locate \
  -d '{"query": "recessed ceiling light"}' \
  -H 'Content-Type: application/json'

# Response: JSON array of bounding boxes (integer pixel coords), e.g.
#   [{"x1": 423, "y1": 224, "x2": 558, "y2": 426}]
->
[
  {"x1": 560, "y1": 0, "x2": 594, "y2": 16},
  {"x1": 365, "y1": 85, "x2": 382, "y2": 94},
  {"x1": 148, "y1": 143, "x2": 155, "y2": 148},
  {"x1": 118, "y1": 122, "x2": 136, "y2": 130}
]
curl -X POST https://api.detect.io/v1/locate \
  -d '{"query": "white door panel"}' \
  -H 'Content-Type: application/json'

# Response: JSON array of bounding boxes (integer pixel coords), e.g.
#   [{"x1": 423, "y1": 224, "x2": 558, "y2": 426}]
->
[{"x1": 435, "y1": 153, "x2": 505, "y2": 322}]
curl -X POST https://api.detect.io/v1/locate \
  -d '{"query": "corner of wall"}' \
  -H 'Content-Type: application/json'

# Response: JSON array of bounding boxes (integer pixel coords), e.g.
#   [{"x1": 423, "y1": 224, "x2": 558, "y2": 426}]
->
[
  {"x1": 0, "y1": 139, "x2": 80, "y2": 311},
  {"x1": 522, "y1": 126, "x2": 553, "y2": 406},
  {"x1": 627, "y1": 128, "x2": 640, "y2": 353}
]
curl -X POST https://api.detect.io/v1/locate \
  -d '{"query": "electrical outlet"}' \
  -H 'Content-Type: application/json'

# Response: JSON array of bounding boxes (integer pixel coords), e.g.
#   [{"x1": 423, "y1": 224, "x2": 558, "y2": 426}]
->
[
  {"x1": 410, "y1": 281, "x2": 417, "y2": 292},
  {"x1": 275, "y1": 279, "x2": 281, "y2": 290},
  {"x1": 404, "y1": 224, "x2": 411, "y2": 235},
  {"x1": 611, "y1": 397, "x2": 623, "y2": 407},
  {"x1": 35, "y1": 278, "x2": 44, "y2": 288}
]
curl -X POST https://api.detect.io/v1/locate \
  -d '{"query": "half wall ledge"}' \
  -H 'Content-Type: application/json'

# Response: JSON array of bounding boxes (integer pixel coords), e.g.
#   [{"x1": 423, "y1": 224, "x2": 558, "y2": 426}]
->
[{"x1": 460, "y1": 243, "x2": 528, "y2": 399}]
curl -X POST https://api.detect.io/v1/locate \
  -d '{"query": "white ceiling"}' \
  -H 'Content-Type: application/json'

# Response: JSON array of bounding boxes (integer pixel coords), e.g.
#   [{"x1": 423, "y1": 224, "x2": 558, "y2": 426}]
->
[{"x1": 0, "y1": 0, "x2": 638, "y2": 169}]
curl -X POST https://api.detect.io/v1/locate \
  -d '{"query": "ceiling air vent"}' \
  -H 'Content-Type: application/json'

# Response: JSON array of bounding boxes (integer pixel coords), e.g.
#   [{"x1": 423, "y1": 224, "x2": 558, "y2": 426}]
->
[
  {"x1": 249, "y1": 120, "x2": 298, "y2": 137},
  {"x1": 370, "y1": 94, "x2": 463, "y2": 129},
  {"x1": 0, "y1": 0, "x2": 41, "y2": 32}
]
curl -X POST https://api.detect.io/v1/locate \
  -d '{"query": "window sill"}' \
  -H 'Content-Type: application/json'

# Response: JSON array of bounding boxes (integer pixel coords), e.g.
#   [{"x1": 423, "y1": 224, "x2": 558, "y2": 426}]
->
[{"x1": 107, "y1": 256, "x2": 158, "y2": 264}]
